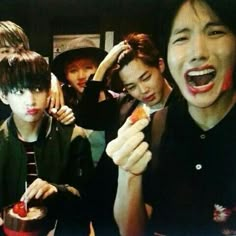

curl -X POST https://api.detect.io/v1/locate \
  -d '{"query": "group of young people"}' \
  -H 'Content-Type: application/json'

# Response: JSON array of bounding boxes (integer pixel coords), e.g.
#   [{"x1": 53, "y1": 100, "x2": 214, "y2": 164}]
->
[{"x1": 0, "y1": 0, "x2": 236, "y2": 235}]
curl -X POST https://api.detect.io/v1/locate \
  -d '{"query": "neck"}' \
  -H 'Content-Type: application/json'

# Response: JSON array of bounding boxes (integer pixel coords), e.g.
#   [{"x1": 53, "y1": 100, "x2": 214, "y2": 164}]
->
[
  {"x1": 151, "y1": 79, "x2": 172, "y2": 110},
  {"x1": 13, "y1": 115, "x2": 44, "y2": 142},
  {"x1": 188, "y1": 90, "x2": 236, "y2": 131}
]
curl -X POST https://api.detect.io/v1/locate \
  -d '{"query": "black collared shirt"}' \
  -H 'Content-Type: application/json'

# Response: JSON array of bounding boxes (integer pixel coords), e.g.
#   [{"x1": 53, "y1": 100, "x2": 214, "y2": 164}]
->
[{"x1": 144, "y1": 101, "x2": 236, "y2": 235}]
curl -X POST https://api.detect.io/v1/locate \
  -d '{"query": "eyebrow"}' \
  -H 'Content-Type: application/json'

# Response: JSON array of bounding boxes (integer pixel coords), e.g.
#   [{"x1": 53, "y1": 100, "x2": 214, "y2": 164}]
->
[
  {"x1": 172, "y1": 27, "x2": 189, "y2": 35},
  {"x1": 205, "y1": 21, "x2": 225, "y2": 28},
  {"x1": 172, "y1": 21, "x2": 225, "y2": 35},
  {"x1": 123, "y1": 71, "x2": 149, "y2": 87}
]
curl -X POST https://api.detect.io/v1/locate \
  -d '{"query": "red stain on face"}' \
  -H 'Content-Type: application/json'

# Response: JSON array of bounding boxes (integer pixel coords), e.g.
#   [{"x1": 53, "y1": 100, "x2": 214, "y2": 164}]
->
[{"x1": 221, "y1": 68, "x2": 233, "y2": 92}]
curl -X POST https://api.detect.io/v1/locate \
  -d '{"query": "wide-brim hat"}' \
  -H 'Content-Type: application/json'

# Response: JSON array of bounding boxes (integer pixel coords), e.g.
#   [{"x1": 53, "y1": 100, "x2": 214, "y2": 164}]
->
[{"x1": 51, "y1": 37, "x2": 107, "y2": 84}]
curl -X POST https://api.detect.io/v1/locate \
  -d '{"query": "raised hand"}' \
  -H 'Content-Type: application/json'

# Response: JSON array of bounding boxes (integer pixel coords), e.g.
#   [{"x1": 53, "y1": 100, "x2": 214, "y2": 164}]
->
[
  {"x1": 50, "y1": 105, "x2": 75, "y2": 125},
  {"x1": 48, "y1": 73, "x2": 65, "y2": 111},
  {"x1": 106, "y1": 117, "x2": 151, "y2": 175}
]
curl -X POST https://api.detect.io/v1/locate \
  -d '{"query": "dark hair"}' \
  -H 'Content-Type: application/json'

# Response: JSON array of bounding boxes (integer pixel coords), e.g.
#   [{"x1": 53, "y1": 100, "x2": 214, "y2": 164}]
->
[
  {"x1": 0, "y1": 50, "x2": 51, "y2": 95},
  {"x1": 119, "y1": 33, "x2": 161, "y2": 68},
  {"x1": 158, "y1": 0, "x2": 236, "y2": 61},
  {"x1": 0, "y1": 21, "x2": 30, "y2": 50},
  {"x1": 109, "y1": 33, "x2": 162, "y2": 91}
]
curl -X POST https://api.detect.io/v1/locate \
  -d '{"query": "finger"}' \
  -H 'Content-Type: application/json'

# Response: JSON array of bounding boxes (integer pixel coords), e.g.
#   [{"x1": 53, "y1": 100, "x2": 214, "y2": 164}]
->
[
  {"x1": 118, "y1": 118, "x2": 149, "y2": 138},
  {"x1": 59, "y1": 91, "x2": 65, "y2": 106},
  {"x1": 60, "y1": 116, "x2": 75, "y2": 125},
  {"x1": 130, "y1": 151, "x2": 152, "y2": 175},
  {"x1": 112, "y1": 132, "x2": 145, "y2": 165},
  {"x1": 116, "y1": 116, "x2": 134, "y2": 135},
  {"x1": 54, "y1": 92, "x2": 60, "y2": 110},
  {"x1": 25, "y1": 187, "x2": 38, "y2": 201},
  {"x1": 56, "y1": 105, "x2": 72, "y2": 116},
  {"x1": 106, "y1": 139, "x2": 119, "y2": 157},
  {"x1": 42, "y1": 186, "x2": 58, "y2": 199},
  {"x1": 0, "y1": 217, "x2": 3, "y2": 226},
  {"x1": 122, "y1": 142, "x2": 149, "y2": 170},
  {"x1": 48, "y1": 96, "x2": 55, "y2": 111},
  {"x1": 24, "y1": 178, "x2": 43, "y2": 200},
  {"x1": 50, "y1": 108, "x2": 58, "y2": 116},
  {"x1": 57, "y1": 108, "x2": 73, "y2": 122}
]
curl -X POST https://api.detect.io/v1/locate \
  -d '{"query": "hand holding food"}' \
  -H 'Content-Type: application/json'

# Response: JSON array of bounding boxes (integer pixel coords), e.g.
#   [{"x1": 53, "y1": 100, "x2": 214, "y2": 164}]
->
[
  {"x1": 129, "y1": 104, "x2": 150, "y2": 124},
  {"x1": 106, "y1": 109, "x2": 151, "y2": 175},
  {"x1": 21, "y1": 178, "x2": 58, "y2": 203}
]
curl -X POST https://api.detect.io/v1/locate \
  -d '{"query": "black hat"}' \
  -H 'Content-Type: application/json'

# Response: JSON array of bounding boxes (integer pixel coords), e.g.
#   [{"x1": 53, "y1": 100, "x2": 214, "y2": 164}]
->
[{"x1": 51, "y1": 37, "x2": 107, "y2": 83}]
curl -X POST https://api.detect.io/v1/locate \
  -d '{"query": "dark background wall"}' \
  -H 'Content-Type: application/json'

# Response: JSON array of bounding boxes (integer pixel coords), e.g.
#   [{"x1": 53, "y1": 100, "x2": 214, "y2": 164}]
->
[{"x1": 0, "y1": 0, "x2": 161, "y2": 63}]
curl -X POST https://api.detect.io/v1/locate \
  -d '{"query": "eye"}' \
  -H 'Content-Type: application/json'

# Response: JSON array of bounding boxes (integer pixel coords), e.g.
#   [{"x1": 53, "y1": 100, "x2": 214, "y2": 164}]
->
[
  {"x1": 33, "y1": 87, "x2": 42, "y2": 92},
  {"x1": 207, "y1": 25, "x2": 228, "y2": 38},
  {"x1": 141, "y1": 75, "x2": 151, "y2": 81},
  {"x1": 11, "y1": 88, "x2": 24, "y2": 95},
  {"x1": 125, "y1": 85, "x2": 136, "y2": 91},
  {"x1": 173, "y1": 36, "x2": 188, "y2": 44},
  {"x1": 85, "y1": 65, "x2": 94, "y2": 70},
  {"x1": 68, "y1": 68, "x2": 78, "y2": 73},
  {"x1": 0, "y1": 49, "x2": 9, "y2": 54},
  {"x1": 208, "y1": 30, "x2": 225, "y2": 37}
]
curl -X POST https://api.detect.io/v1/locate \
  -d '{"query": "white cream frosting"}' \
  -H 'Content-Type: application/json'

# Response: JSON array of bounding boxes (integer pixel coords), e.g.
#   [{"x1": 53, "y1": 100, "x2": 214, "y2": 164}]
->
[{"x1": 8, "y1": 207, "x2": 44, "y2": 220}]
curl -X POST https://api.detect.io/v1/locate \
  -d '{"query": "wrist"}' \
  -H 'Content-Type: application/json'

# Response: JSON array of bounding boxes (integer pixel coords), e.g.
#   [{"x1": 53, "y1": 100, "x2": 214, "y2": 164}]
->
[{"x1": 51, "y1": 184, "x2": 80, "y2": 197}]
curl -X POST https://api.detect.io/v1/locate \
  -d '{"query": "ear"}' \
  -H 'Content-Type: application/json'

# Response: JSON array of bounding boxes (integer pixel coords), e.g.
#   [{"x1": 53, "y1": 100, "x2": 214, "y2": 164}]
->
[
  {"x1": 0, "y1": 91, "x2": 9, "y2": 105},
  {"x1": 158, "y1": 58, "x2": 165, "y2": 73}
]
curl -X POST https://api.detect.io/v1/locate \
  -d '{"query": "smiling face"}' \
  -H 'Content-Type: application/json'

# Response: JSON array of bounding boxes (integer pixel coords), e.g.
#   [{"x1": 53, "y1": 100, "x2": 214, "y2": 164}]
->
[
  {"x1": 65, "y1": 57, "x2": 98, "y2": 94},
  {"x1": 119, "y1": 58, "x2": 165, "y2": 107},
  {"x1": 167, "y1": 0, "x2": 236, "y2": 108}
]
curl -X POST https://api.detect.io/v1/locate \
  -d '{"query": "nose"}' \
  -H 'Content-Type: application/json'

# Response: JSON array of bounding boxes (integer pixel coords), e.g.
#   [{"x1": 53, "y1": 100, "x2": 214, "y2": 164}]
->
[
  {"x1": 24, "y1": 90, "x2": 36, "y2": 106},
  {"x1": 138, "y1": 83, "x2": 149, "y2": 94},
  {"x1": 190, "y1": 34, "x2": 209, "y2": 64},
  {"x1": 77, "y1": 69, "x2": 87, "y2": 80}
]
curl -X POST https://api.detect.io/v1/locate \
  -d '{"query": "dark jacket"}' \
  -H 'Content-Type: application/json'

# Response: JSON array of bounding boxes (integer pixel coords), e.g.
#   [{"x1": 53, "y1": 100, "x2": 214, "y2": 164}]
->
[{"x1": 0, "y1": 114, "x2": 94, "y2": 235}]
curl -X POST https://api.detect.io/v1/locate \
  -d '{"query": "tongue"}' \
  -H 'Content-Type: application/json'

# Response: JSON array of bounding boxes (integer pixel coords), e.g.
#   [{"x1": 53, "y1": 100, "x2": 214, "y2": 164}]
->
[{"x1": 190, "y1": 74, "x2": 213, "y2": 86}]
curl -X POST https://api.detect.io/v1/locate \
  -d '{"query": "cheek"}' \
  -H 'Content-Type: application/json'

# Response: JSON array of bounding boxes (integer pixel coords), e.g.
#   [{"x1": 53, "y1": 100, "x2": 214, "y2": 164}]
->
[
  {"x1": 66, "y1": 73, "x2": 76, "y2": 84},
  {"x1": 127, "y1": 89, "x2": 138, "y2": 99},
  {"x1": 168, "y1": 56, "x2": 179, "y2": 80},
  {"x1": 221, "y1": 68, "x2": 234, "y2": 92}
]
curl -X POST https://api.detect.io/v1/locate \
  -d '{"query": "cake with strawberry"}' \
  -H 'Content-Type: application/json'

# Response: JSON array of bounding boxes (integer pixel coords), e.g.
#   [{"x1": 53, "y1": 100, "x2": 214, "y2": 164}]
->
[{"x1": 3, "y1": 201, "x2": 47, "y2": 236}]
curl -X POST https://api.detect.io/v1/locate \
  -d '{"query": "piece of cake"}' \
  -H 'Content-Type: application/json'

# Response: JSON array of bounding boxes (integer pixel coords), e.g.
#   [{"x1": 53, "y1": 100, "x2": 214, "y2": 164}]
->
[
  {"x1": 3, "y1": 202, "x2": 47, "y2": 236},
  {"x1": 130, "y1": 104, "x2": 150, "y2": 124}
]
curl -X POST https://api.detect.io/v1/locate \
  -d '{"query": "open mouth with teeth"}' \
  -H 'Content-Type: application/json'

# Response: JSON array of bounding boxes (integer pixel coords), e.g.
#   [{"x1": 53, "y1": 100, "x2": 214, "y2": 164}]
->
[{"x1": 186, "y1": 68, "x2": 216, "y2": 93}]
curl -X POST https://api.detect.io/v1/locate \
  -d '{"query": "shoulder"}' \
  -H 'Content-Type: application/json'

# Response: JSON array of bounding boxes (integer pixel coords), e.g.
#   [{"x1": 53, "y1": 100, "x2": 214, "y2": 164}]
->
[
  {"x1": 0, "y1": 118, "x2": 11, "y2": 137},
  {"x1": 71, "y1": 125, "x2": 87, "y2": 141}
]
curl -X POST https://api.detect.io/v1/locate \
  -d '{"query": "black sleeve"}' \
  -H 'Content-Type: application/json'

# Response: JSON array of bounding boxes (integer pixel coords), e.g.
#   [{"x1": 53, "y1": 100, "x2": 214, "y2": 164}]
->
[
  {"x1": 68, "y1": 136, "x2": 94, "y2": 196},
  {"x1": 77, "y1": 80, "x2": 120, "y2": 130},
  {"x1": 50, "y1": 136, "x2": 94, "y2": 235}
]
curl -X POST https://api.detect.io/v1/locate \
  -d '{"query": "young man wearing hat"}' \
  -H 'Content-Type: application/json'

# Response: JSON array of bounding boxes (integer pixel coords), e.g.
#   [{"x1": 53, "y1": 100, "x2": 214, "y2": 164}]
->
[{"x1": 51, "y1": 37, "x2": 113, "y2": 167}]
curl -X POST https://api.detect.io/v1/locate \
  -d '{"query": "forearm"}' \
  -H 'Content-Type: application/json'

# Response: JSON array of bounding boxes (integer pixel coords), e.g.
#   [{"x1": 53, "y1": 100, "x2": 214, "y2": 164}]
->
[
  {"x1": 92, "y1": 61, "x2": 109, "y2": 82},
  {"x1": 114, "y1": 168, "x2": 148, "y2": 236}
]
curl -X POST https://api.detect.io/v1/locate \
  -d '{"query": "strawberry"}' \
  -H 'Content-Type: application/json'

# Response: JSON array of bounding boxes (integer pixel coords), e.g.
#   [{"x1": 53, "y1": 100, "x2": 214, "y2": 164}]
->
[
  {"x1": 130, "y1": 105, "x2": 149, "y2": 124},
  {"x1": 12, "y1": 201, "x2": 27, "y2": 217}
]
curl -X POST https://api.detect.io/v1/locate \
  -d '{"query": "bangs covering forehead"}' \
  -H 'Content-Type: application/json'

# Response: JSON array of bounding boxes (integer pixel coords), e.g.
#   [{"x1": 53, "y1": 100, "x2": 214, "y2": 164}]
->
[
  {"x1": 0, "y1": 50, "x2": 51, "y2": 95},
  {"x1": 0, "y1": 21, "x2": 30, "y2": 49}
]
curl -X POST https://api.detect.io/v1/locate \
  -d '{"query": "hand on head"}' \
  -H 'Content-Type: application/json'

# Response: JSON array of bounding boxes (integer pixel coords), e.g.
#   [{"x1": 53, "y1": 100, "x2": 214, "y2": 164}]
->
[{"x1": 100, "y1": 40, "x2": 131, "y2": 70}]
